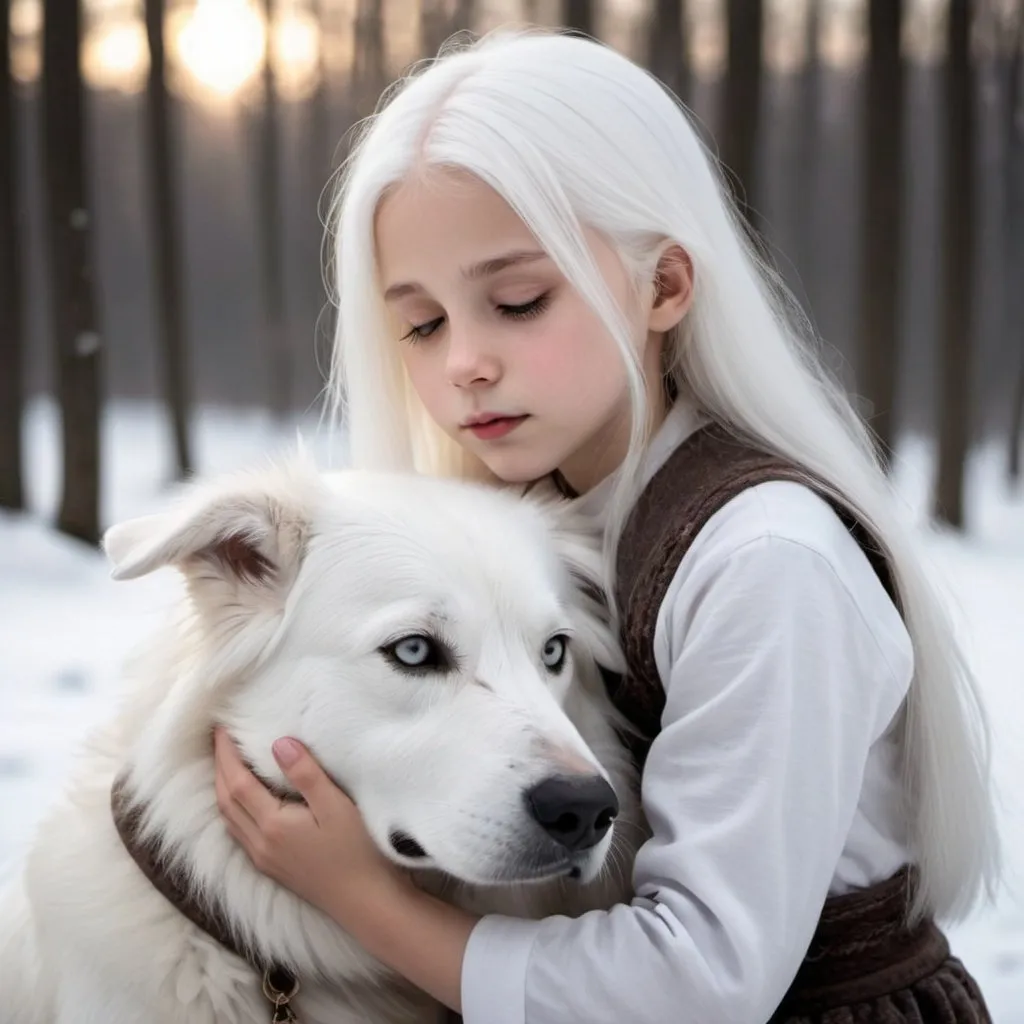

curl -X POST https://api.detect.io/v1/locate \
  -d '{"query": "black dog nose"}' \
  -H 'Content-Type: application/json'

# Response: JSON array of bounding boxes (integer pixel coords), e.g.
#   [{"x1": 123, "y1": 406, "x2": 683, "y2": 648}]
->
[{"x1": 525, "y1": 775, "x2": 619, "y2": 852}]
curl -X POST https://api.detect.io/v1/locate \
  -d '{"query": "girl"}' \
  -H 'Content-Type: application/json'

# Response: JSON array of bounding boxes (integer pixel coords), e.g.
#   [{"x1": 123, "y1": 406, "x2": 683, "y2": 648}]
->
[{"x1": 214, "y1": 28, "x2": 998, "y2": 1023}]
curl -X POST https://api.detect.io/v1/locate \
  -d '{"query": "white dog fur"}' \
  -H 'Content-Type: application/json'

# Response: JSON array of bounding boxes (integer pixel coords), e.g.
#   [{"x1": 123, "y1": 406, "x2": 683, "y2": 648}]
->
[{"x1": 0, "y1": 458, "x2": 644, "y2": 1024}]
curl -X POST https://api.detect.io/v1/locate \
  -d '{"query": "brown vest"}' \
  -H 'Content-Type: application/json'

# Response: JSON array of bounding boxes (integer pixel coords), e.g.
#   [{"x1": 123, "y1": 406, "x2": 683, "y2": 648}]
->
[
  {"x1": 605, "y1": 423, "x2": 992, "y2": 1021},
  {"x1": 609, "y1": 422, "x2": 897, "y2": 764}
]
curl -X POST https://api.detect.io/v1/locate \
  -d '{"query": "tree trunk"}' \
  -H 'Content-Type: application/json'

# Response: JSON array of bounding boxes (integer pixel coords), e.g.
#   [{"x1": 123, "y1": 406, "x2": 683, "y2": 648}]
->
[
  {"x1": 859, "y1": 0, "x2": 904, "y2": 466},
  {"x1": 1007, "y1": 18, "x2": 1024, "y2": 484},
  {"x1": 795, "y1": 0, "x2": 821, "y2": 320},
  {"x1": 1010, "y1": 362, "x2": 1024, "y2": 483},
  {"x1": 646, "y1": 0, "x2": 689, "y2": 103},
  {"x1": 310, "y1": 0, "x2": 330, "y2": 183},
  {"x1": 420, "y1": 0, "x2": 450, "y2": 58},
  {"x1": 353, "y1": 0, "x2": 386, "y2": 116},
  {"x1": 43, "y1": 0, "x2": 103, "y2": 544},
  {"x1": 722, "y1": 0, "x2": 764, "y2": 234},
  {"x1": 452, "y1": 0, "x2": 475, "y2": 34},
  {"x1": 0, "y1": 0, "x2": 25, "y2": 511},
  {"x1": 259, "y1": 0, "x2": 290, "y2": 418},
  {"x1": 934, "y1": 0, "x2": 973, "y2": 528},
  {"x1": 563, "y1": 0, "x2": 595, "y2": 37},
  {"x1": 145, "y1": 0, "x2": 192, "y2": 479}
]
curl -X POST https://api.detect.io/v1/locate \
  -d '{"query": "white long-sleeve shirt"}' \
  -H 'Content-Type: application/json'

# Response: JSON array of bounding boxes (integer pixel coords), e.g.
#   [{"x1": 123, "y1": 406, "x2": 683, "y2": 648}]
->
[{"x1": 461, "y1": 402, "x2": 914, "y2": 1024}]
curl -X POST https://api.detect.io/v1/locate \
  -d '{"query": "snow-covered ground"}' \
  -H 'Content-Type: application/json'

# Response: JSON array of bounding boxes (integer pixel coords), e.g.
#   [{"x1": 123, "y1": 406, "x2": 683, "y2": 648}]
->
[{"x1": 1, "y1": 398, "x2": 1022, "y2": 1019}]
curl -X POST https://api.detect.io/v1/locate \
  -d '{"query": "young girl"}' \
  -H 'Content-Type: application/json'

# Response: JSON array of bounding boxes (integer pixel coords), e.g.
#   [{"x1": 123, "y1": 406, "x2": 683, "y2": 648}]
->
[{"x1": 213, "y1": 27, "x2": 998, "y2": 1023}]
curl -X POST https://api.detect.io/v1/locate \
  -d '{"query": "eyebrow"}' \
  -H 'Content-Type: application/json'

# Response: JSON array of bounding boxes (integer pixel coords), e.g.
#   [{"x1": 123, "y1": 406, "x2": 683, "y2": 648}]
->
[{"x1": 382, "y1": 249, "x2": 549, "y2": 302}]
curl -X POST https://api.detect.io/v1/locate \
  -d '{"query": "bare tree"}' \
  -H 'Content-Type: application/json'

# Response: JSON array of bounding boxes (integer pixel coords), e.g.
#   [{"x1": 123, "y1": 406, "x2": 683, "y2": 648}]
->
[
  {"x1": 310, "y1": 0, "x2": 330, "y2": 168},
  {"x1": 563, "y1": 0, "x2": 595, "y2": 37},
  {"x1": 307, "y1": 0, "x2": 333, "y2": 372},
  {"x1": 795, "y1": 0, "x2": 821, "y2": 317},
  {"x1": 1011, "y1": 364, "x2": 1024, "y2": 484},
  {"x1": 43, "y1": 0, "x2": 103, "y2": 543},
  {"x1": 722, "y1": 0, "x2": 765, "y2": 233},
  {"x1": 934, "y1": 0, "x2": 973, "y2": 528},
  {"x1": 859, "y1": 0, "x2": 904, "y2": 465},
  {"x1": 452, "y1": 0, "x2": 475, "y2": 34},
  {"x1": 0, "y1": 0, "x2": 25, "y2": 511},
  {"x1": 1008, "y1": 15, "x2": 1024, "y2": 484},
  {"x1": 258, "y1": 0, "x2": 290, "y2": 417},
  {"x1": 353, "y1": 0, "x2": 387, "y2": 115},
  {"x1": 420, "y1": 0, "x2": 451, "y2": 57},
  {"x1": 145, "y1": 0, "x2": 192, "y2": 478},
  {"x1": 646, "y1": 0, "x2": 689, "y2": 103}
]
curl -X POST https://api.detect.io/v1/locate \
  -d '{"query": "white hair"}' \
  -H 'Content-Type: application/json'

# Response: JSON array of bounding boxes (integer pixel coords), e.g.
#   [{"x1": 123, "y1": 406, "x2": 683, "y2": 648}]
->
[{"x1": 326, "y1": 27, "x2": 999, "y2": 922}]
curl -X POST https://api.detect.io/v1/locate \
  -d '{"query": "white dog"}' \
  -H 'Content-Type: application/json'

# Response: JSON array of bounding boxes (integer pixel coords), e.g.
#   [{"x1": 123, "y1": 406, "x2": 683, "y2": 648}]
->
[{"x1": 0, "y1": 459, "x2": 644, "y2": 1024}]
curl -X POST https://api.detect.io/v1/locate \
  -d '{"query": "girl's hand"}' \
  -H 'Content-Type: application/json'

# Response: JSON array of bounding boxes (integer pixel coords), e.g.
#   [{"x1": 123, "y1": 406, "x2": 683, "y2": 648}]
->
[
  {"x1": 212, "y1": 727, "x2": 409, "y2": 921},
  {"x1": 213, "y1": 726, "x2": 478, "y2": 1012}
]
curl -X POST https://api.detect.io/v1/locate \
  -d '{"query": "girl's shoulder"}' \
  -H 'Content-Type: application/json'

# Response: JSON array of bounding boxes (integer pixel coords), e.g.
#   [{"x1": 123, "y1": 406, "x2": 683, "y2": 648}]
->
[
  {"x1": 666, "y1": 479, "x2": 912, "y2": 672},
  {"x1": 691, "y1": 477, "x2": 872, "y2": 572},
  {"x1": 619, "y1": 422, "x2": 897, "y2": 618}
]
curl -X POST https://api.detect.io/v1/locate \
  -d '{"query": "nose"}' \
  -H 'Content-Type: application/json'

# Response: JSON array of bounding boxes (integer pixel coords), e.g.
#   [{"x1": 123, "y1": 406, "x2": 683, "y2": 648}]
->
[
  {"x1": 446, "y1": 328, "x2": 500, "y2": 388},
  {"x1": 525, "y1": 775, "x2": 619, "y2": 852}
]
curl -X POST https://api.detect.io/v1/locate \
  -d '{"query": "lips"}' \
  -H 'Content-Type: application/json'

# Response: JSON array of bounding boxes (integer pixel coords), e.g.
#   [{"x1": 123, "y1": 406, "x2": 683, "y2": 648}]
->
[{"x1": 463, "y1": 414, "x2": 529, "y2": 440}]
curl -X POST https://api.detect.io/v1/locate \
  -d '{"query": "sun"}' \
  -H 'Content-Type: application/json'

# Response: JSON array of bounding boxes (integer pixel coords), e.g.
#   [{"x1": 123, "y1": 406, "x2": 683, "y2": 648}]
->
[{"x1": 172, "y1": 0, "x2": 267, "y2": 99}]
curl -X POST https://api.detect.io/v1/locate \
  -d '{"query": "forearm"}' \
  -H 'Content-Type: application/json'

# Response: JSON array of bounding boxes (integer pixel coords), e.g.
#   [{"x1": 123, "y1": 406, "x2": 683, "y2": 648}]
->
[{"x1": 335, "y1": 877, "x2": 480, "y2": 1012}]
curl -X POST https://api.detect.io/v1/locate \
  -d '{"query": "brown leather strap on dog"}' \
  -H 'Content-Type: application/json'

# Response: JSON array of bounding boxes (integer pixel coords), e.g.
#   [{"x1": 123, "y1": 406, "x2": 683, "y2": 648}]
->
[{"x1": 110, "y1": 772, "x2": 301, "y2": 1021}]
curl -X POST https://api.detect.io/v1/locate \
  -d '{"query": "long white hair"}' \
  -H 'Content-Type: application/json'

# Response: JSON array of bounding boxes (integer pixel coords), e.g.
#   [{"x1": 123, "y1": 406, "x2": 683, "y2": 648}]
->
[{"x1": 326, "y1": 27, "x2": 998, "y2": 922}]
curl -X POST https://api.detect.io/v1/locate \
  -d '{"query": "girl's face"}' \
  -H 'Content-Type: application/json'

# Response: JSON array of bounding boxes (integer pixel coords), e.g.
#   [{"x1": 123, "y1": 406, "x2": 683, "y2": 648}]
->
[{"x1": 374, "y1": 169, "x2": 675, "y2": 492}]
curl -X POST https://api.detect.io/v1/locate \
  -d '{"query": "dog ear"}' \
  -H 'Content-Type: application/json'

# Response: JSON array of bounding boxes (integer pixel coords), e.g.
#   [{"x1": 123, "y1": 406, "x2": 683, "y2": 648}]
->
[
  {"x1": 102, "y1": 462, "x2": 321, "y2": 608},
  {"x1": 532, "y1": 497, "x2": 626, "y2": 675}
]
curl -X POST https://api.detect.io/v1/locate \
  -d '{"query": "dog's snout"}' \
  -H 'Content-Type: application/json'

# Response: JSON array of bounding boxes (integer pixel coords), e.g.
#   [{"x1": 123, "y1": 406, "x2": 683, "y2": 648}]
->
[{"x1": 525, "y1": 775, "x2": 619, "y2": 852}]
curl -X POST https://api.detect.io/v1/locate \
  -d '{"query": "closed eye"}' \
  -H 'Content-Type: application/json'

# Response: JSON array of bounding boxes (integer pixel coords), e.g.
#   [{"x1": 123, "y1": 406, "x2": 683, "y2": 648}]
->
[
  {"x1": 401, "y1": 294, "x2": 550, "y2": 343},
  {"x1": 498, "y1": 293, "x2": 549, "y2": 321},
  {"x1": 401, "y1": 316, "x2": 445, "y2": 343}
]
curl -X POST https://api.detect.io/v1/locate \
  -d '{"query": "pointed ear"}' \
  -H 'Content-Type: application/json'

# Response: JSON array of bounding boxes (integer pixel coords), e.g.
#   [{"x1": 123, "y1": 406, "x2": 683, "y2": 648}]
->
[{"x1": 102, "y1": 461, "x2": 322, "y2": 611}]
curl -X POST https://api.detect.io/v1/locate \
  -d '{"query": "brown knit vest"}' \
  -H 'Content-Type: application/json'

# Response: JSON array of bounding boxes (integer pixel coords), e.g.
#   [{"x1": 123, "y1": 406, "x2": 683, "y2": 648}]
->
[
  {"x1": 611, "y1": 421, "x2": 897, "y2": 764},
  {"x1": 606, "y1": 422, "x2": 991, "y2": 1022}
]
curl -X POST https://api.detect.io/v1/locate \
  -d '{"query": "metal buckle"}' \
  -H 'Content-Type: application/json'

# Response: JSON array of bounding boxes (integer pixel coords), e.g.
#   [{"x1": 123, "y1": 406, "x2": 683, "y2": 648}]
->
[{"x1": 262, "y1": 966, "x2": 300, "y2": 1022}]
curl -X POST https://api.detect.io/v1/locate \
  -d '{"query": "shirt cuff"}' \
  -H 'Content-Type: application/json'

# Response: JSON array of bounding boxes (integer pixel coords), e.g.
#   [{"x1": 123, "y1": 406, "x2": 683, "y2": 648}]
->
[{"x1": 461, "y1": 914, "x2": 544, "y2": 1024}]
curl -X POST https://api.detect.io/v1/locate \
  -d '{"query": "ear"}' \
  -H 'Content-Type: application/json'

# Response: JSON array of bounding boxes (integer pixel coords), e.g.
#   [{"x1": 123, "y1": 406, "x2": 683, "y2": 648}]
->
[
  {"x1": 534, "y1": 498, "x2": 626, "y2": 675},
  {"x1": 646, "y1": 244, "x2": 693, "y2": 334},
  {"x1": 102, "y1": 460, "x2": 322, "y2": 613}
]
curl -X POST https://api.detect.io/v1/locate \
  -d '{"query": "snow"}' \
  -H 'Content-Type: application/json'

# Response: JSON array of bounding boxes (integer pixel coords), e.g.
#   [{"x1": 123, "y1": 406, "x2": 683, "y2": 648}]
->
[{"x1": 1, "y1": 398, "x2": 1022, "y2": 1018}]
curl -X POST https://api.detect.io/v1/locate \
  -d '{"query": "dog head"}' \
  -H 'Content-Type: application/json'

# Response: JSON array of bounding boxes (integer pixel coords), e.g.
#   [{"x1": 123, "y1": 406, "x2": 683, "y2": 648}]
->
[{"x1": 103, "y1": 461, "x2": 629, "y2": 888}]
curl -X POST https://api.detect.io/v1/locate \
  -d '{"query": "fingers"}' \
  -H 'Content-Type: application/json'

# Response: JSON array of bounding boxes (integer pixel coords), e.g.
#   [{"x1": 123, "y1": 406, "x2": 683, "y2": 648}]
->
[
  {"x1": 272, "y1": 737, "x2": 340, "y2": 823},
  {"x1": 213, "y1": 726, "x2": 283, "y2": 831},
  {"x1": 213, "y1": 727, "x2": 303, "y2": 876},
  {"x1": 214, "y1": 744, "x2": 259, "y2": 842}
]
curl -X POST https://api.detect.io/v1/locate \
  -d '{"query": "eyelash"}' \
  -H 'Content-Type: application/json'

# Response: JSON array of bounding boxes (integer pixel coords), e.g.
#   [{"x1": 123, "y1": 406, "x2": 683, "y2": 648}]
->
[{"x1": 400, "y1": 293, "x2": 551, "y2": 344}]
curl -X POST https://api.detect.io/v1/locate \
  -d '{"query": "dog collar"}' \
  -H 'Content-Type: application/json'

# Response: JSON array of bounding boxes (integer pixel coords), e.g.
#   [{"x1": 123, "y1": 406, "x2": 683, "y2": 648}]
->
[{"x1": 109, "y1": 771, "x2": 301, "y2": 1022}]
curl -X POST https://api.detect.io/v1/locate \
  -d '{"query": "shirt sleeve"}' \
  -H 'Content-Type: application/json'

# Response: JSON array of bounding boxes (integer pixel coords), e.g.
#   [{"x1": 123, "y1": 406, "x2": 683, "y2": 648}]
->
[{"x1": 460, "y1": 527, "x2": 912, "y2": 1024}]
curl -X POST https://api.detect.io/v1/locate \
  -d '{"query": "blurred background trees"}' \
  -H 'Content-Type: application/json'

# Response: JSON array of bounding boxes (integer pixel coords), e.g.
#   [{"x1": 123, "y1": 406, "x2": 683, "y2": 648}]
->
[{"x1": 1, "y1": 0, "x2": 1022, "y2": 542}]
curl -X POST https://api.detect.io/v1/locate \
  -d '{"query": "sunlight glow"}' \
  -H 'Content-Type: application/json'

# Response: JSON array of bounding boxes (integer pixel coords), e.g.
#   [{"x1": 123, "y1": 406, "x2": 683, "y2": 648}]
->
[
  {"x1": 10, "y1": 0, "x2": 43, "y2": 83},
  {"x1": 271, "y1": 6, "x2": 323, "y2": 100},
  {"x1": 83, "y1": 18, "x2": 150, "y2": 92},
  {"x1": 173, "y1": 0, "x2": 267, "y2": 98},
  {"x1": 3, "y1": 0, "x2": 957, "y2": 97}
]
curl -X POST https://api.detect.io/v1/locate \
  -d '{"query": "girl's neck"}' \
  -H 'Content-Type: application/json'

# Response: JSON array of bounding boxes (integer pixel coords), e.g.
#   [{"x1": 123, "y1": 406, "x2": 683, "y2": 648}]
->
[{"x1": 557, "y1": 385, "x2": 671, "y2": 498}]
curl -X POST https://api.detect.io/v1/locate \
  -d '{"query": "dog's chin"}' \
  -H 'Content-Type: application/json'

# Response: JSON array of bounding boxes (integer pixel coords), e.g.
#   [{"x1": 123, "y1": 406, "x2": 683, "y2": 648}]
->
[
  {"x1": 379, "y1": 822, "x2": 613, "y2": 887},
  {"x1": 424, "y1": 849, "x2": 608, "y2": 888},
  {"x1": 515, "y1": 853, "x2": 606, "y2": 886}
]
